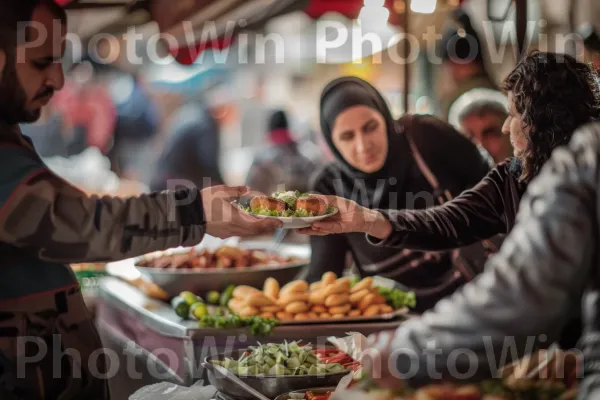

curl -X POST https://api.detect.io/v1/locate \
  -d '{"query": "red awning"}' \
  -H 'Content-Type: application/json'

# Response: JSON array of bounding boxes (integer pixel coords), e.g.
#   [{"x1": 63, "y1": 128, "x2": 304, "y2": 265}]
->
[
  {"x1": 170, "y1": 36, "x2": 235, "y2": 66},
  {"x1": 304, "y1": 0, "x2": 364, "y2": 20}
]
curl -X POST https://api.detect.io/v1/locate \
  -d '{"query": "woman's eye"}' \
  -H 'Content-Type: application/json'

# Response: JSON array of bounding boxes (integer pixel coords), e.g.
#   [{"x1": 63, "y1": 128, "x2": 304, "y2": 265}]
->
[
  {"x1": 32, "y1": 61, "x2": 51, "y2": 70},
  {"x1": 339, "y1": 131, "x2": 354, "y2": 141},
  {"x1": 363, "y1": 121, "x2": 378, "y2": 133}
]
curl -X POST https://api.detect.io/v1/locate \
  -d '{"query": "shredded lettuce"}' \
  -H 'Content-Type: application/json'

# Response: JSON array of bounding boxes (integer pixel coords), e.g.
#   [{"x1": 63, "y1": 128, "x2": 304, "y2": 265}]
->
[
  {"x1": 272, "y1": 190, "x2": 300, "y2": 209},
  {"x1": 250, "y1": 207, "x2": 281, "y2": 217},
  {"x1": 293, "y1": 208, "x2": 312, "y2": 218}
]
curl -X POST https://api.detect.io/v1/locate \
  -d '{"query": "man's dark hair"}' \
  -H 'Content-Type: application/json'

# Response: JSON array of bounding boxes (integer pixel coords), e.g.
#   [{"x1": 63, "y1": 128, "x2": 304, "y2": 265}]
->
[
  {"x1": 503, "y1": 51, "x2": 600, "y2": 182},
  {"x1": 0, "y1": 0, "x2": 67, "y2": 54},
  {"x1": 439, "y1": 8, "x2": 484, "y2": 65}
]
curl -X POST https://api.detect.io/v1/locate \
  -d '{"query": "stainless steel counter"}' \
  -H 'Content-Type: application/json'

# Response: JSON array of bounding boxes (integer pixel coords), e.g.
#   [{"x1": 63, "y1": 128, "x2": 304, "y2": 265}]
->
[
  {"x1": 98, "y1": 277, "x2": 406, "y2": 340},
  {"x1": 96, "y1": 277, "x2": 408, "y2": 396}
]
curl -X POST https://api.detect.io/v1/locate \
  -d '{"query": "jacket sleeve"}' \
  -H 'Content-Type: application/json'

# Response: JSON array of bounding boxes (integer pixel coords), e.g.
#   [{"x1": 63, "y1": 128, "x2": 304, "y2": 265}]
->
[
  {"x1": 368, "y1": 165, "x2": 511, "y2": 251},
  {"x1": 0, "y1": 148, "x2": 206, "y2": 263},
  {"x1": 385, "y1": 125, "x2": 599, "y2": 386}
]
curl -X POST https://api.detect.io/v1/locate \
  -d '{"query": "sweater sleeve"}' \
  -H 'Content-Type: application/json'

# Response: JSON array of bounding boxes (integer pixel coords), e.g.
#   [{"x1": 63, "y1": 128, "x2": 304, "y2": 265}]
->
[
  {"x1": 0, "y1": 147, "x2": 206, "y2": 263},
  {"x1": 368, "y1": 164, "x2": 511, "y2": 251}
]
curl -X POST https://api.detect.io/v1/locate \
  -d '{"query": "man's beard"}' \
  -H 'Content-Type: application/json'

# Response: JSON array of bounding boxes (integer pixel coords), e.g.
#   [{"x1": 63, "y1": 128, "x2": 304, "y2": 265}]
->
[{"x1": 0, "y1": 60, "x2": 41, "y2": 125}]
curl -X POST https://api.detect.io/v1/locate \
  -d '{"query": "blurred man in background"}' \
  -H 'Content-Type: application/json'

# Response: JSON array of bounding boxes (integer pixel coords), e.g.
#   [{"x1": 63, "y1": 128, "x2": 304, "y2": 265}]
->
[
  {"x1": 439, "y1": 9, "x2": 497, "y2": 120},
  {"x1": 149, "y1": 98, "x2": 225, "y2": 191},
  {"x1": 245, "y1": 109, "x2": 317, "y2": 195},
  {"x1": 449, "y1": 88, "x2": 513, "y2": 163}
]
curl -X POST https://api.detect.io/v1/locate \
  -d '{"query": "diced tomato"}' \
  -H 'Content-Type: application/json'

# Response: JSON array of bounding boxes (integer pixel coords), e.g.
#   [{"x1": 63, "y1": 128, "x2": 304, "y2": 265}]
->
[{"x1": 323, "y1": 353, "x2": 349, "y2": 364}]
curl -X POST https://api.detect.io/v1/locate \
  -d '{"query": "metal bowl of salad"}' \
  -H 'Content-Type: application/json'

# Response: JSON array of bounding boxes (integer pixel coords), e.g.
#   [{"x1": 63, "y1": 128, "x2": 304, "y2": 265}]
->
[
  {"x1": 203, "y1": 342, "x2": 351, "y2": 400},
  {"x1": 235, "y1": 191, "x2": 338, "y2": 229}
]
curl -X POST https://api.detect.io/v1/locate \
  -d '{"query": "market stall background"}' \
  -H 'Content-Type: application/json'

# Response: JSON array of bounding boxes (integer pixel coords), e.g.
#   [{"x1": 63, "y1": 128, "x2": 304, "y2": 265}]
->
[{"x1": 23, "y1": 0, "x2": 600, "y2": 398}]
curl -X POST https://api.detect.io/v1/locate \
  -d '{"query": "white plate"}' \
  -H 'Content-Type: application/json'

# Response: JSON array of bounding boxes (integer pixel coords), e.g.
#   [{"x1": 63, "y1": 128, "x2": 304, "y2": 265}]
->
[{"x1": 234, "y1": 202, "x2": 338, "y2": 229}]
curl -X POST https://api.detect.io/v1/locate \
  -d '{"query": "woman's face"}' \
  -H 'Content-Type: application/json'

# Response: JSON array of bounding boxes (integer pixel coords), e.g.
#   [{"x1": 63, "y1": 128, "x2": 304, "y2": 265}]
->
[
  {"x1": 331, "y1": 105, "x2": 388, "y2": 173},
  {"x1": 502, "y1": 92, "x2": 528, "y2": 158}
]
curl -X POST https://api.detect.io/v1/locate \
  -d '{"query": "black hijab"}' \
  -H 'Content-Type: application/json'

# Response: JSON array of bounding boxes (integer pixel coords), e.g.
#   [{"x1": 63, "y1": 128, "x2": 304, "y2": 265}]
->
[{"x1": 317, "y1": 77, "x2": 411, "y2": 209}]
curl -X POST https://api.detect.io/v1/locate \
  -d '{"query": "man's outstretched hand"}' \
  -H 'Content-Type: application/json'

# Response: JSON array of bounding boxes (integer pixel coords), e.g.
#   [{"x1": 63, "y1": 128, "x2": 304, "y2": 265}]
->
[{"x1": 201, "y1": 185, "x2": 281, "y2": 239}]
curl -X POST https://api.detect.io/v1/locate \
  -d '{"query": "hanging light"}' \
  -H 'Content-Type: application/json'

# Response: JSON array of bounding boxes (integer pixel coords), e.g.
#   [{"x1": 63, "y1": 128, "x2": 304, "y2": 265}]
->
[
  {"x1": 410, "y1": 0, "x2": 437, "y2": 14},
  {"x1": 357, "y1": 0, "x2": 390, "y2": 32}
]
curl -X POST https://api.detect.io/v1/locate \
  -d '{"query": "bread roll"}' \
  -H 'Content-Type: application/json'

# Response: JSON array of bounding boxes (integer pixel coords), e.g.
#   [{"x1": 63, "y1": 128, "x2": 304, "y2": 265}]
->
[
  {"x1": 329, "y1": 304, "x2": 351, "y2": 315},
  {"x1": 311, "y1": 305, "x2": 327, "y2": 313},
  {"x1": 351, "y1": 277, "x2": 373, "y2": 293},
  {"x1": 309, "y1": 290, "x2": 326, "y2": 305},
  {"x1": 380, "y1": 305, "x2": 393, "y2": 314},
  {"x1": 261, "y1": 305, "x2": 282, "y2": 313},
  {"x1": 363, "y1": 304, "x2": 382, "y2": 317},
  {"x1": 276, "y1": 311, "x2": 294, "y2": 321},
  {"x1": 358, "y1": 293, "x2": 377, "y2": 311},
  {"x1": 285, "y1": 301, "x2": 309, "y2": 314},
  {"x1": 325, "y1": 293, "x2": 350, "y2": 307},
  {"x1": 348, "y1": 309, "x2": 362, "y2": 318},
  {"x1": 350, "y1": 289, "x2": 370, "y2": 305},
  {"x1": 280, "y1": 280, "x2": 309, "y2": 296},
  {"x1": 233, "y1": 285, "x2": 260, "y2": 299},
  {"x1": 264, "y1": 278, "x2": 280, "y2": 300},
  {"x1": 278, "y1": 292, "x2": 310, "y2": 305},
  {"x1": 323, "y1": 279, "x2": 351, "y2": 297},
  {"x1": 322, "y1": 272, "x2": 337, "y2": 285},
  {"x1": 295, "y1": 313, "x2": 310, "y2": 320},
  {"x1": 246, "y1": 293, "x2": 275, "y2": 307},
  {"x1": 228, "y1": 299, "x2": 245, "y2": 313}
]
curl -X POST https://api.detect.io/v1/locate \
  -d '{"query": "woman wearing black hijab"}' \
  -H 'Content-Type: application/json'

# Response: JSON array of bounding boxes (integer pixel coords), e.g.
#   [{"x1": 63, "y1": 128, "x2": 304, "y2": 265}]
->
[{"x1": 305, "y1": 76, "x2": 490, "y2": 312}]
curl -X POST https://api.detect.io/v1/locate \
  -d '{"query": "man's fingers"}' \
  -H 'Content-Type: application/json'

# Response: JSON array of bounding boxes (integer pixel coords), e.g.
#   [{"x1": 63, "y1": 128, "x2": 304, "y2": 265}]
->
[{"x1": 256, "y1": 219, "x2": 283, "y2": 231}]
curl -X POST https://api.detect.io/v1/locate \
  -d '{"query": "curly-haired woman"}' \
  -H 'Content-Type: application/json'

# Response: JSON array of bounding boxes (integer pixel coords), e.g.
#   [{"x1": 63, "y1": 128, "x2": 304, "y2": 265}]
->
[
  {"x1": 300, "y1": 51, "x2": 600, "y2": 345},
  {"x1": 302, "y1": 51, "x2": 600, "y2": 251}
]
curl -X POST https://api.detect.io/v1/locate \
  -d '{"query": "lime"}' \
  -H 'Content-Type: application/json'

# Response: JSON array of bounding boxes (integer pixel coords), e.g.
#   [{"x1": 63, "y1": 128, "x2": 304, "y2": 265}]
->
[
  {"x1": 180, "y1": 291, "x2": 200, "y2": 305},
  {"x1": 207, "y1": 291, "x2": 220, "y2": 305},
  {"x1": 190, "y1": 302, "x2": 209, "y2": 320},
  {"x1": 171, "y1": 296, "x2": 190, "y2": 319}
]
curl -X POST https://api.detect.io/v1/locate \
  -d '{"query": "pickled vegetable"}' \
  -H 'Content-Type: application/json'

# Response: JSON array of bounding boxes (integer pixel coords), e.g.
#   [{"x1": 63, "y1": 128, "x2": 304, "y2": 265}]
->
[
  {"x1": 211, "y1": 342, "x2": 349, "y2": 376},
  {"x1": 220, "y1": 285, "x2": 236, "y2": 308}
]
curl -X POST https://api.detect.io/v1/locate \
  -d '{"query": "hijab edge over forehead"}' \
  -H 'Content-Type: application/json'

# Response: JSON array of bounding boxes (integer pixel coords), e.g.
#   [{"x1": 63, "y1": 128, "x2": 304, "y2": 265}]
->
[
  {"x1": 320, "y1": 76, "x2": 395, "y2": 137},
  {"x1": 319, "y1": 76, "x2": 399, "y2": 179}
]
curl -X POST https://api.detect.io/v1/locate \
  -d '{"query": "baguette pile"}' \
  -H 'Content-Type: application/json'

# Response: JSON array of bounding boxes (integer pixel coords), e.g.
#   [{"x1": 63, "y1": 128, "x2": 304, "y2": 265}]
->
[{"x1": 228, "y1": 272, "x2": 393, "y2": 321}]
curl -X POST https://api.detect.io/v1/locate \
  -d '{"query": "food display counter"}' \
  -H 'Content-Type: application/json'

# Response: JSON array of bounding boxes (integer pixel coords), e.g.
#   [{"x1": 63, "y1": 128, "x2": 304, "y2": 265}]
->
[{"x1": 96, "y1": 278, "x2": 407, "y2": 398}]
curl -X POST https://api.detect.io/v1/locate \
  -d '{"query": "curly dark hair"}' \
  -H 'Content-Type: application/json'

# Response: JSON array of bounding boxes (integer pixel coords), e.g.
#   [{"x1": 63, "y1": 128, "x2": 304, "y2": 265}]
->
[{"x1": 503, "y1": 51, "x2": 600, "y2": 182}]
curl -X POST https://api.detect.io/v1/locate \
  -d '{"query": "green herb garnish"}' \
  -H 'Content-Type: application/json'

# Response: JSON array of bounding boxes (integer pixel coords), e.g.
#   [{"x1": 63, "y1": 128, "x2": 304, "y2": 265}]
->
[{"x1": 378, "y1": 287, "x2": 416, "y2": 309}]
